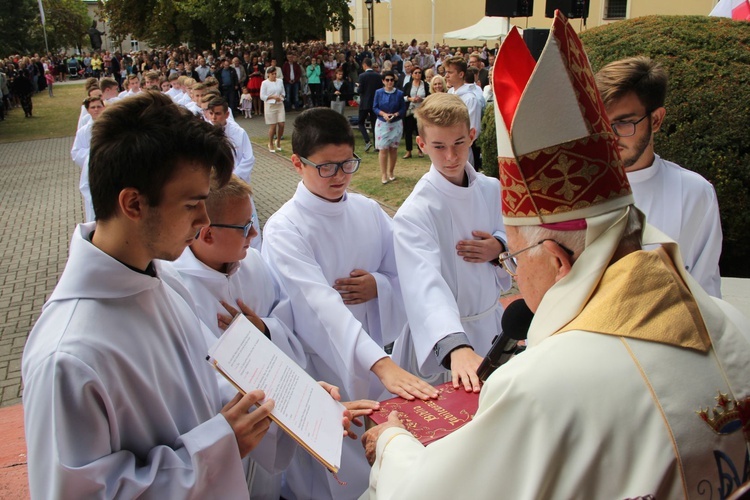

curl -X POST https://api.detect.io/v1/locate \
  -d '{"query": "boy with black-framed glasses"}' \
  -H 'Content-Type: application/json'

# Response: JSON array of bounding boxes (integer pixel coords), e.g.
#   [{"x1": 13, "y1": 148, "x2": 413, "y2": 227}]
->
[{"x1": 262, "y1": 107, "x2": 438, "y2": 500}]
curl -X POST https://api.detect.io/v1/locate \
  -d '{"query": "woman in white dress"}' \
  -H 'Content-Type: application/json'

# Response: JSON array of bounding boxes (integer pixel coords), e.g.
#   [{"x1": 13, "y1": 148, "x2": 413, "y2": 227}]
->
[{"x1": 260, "y1": 67, "x2": 286, "y2": 153}]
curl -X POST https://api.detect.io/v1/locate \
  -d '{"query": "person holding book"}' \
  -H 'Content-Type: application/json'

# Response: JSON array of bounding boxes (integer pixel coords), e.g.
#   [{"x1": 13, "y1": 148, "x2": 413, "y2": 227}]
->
[
  {"x1": 22, "y1": 92, "x2": 276, "y2": 498},
  {"x1": 262, "y1": 107, "x2": 438, "y2": 499},
  {"x1": 171, "y1": 174, "x2": 378, "y2": 499},
  {"x1": 389, "y1": 92, "x2": 511, "y2": 393},
  {"x1": 361, "y1": 14, "x2": 750, "y2": 499}
]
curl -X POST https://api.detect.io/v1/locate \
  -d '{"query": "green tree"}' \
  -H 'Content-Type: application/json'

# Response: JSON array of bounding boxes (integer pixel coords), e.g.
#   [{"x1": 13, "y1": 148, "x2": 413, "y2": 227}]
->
[
  {"x1": 100, "y1": 0, "x2": 352, "y2": 53},
  {"x1": 42, "y1": 0, "x2": 91, "y2": 52},
  {"x1": 0, "y1": 0, "x2": 43, "y2": 54}
]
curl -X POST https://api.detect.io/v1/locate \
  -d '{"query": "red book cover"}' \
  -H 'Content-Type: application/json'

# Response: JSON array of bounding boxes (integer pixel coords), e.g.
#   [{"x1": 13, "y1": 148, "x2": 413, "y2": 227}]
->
[{"x1": 366, "y1": 382, "x2": 480, "y2": 445}]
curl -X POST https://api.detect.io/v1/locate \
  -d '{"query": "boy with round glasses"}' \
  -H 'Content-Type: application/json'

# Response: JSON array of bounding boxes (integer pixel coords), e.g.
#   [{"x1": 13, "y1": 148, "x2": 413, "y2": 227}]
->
[
  {"x1": 262, "y1": 107, "x2": 438, "y2": 499},
  {"x1": 170, "y1": 175, "x2": 307, "y2": 500},
  {"x1": 595, "y1": 56, "x2": 722, "y2": 297}
]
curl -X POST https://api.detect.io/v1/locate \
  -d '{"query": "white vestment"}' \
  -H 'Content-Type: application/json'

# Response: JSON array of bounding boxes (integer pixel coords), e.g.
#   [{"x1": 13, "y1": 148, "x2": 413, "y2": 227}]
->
[
  {"x1": 449, "y1": 84, "x2": 483, "y2": 135},
  {"x1": 224, "y1": 119, "x2": 255, "y2": 185},
  {"x1": 170, "y1": 246, "x2": 304, "y2": 500},
  {"x1": 170, "y1": 246, "x2": 304, "y2": 366},
  {"x1": 22, "y1": 223, "x2": 251, "y2": 499},
  {"x1": 70, "y1": 121, "x2": 95, "y2": 222},
  {"x1": 392, "y1": 164, "x2": 511, "y2": 378},
  {"x1": 366, "y1": 255, "x2": 750, "y2": 500},
  {"x1": 222, "y1": 120, "x2": 262, "y2": 251},
  {"x1": 77, "y1": 104, "x2": 91, "y2": 130},
  {"x1": 262, "y1": 182, "x2": 408, "y2": 499},
  {"x1": 627, "y1": 155, "x2": 723, "y2": 297}
]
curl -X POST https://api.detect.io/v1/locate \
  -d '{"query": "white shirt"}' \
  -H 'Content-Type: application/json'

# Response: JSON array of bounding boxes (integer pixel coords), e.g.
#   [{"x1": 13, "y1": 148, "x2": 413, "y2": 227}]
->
[
  {"x1": 392, "y1": 164, "x2": 511, "y2": 377},
  {"x1": 449, "y1": 83, "x2": 483, "y2": 135},
  {"x1": 223, "y1": 120, "x2": 255, "y2": 184},
  {"x1": 22, "y1": 223, "x2": 250, "y2": 499},
  {"x1": 627, "y1": 155, "x2": 722, "y2": 297},
  {"x1": 260, "y1": 79, "x2": 285, "y2": 102},
  {"x1": 262, "y1": 182, "x2": 408, "y2": 499},
  {"x1": 70, "y1": 121, "x2": 95, "y2": 222}
]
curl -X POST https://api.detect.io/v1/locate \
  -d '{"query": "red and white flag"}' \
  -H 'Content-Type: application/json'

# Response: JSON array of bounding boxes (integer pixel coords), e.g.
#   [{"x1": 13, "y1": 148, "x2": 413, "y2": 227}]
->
[{"x1": 709, "y1": 0, "x2": 750, "y2": 20}]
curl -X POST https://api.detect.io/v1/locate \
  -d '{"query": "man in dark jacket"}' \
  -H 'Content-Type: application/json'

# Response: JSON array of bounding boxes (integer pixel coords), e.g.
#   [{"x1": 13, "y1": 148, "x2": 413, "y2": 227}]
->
[
  {"x1": 356, "y1": 58, "x2": 383, "y2": 151},
  {"x1": 281, "y1": 54, "x2": 303, "y2": 111},
  {"x1": 214, "y1": 58, "x2": 239, "y2": 115}
]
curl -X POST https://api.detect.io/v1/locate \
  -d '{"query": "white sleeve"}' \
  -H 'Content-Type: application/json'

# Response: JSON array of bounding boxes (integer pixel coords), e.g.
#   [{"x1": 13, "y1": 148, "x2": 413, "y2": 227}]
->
[
  {"x1": 685, "y1": 185, "x2": 723, "y2": 298},
  {"x1": 23, "y1": 352, "x2": 248, "y2": 500},
  {"x1": 233, "y1": 129, "x2": 255, "y2": 184},
  {"x1": 260, "y1": 81, "x2": 270, "y2": 101},
  {"x1": 70, "y1": 125, "x2": 91, "y2": 170},
  {"x1": 262, "y1": 217, "x2": 387, "y2": 399},
  {"x1": 393, "y1": 208, "x2": 464, "y2": 373}
]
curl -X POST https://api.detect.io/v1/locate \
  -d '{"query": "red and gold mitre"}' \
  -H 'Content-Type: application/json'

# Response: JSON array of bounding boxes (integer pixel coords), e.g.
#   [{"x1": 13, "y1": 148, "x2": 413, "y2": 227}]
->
[{"x1": 493, "y1": 11, "x2": 633, "y2": 226}]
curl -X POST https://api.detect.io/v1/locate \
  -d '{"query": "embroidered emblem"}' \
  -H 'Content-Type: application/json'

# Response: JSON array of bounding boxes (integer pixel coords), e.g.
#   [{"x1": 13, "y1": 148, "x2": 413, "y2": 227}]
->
[{"x1": 697, "y1": 391, "x2": 750, "y2": 443}]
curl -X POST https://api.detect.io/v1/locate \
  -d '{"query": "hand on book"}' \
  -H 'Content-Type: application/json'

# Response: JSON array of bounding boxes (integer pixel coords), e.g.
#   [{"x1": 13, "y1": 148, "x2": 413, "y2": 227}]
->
[
  {"x1": 450, "y1": 347, "x2": 483, "y2": 393},
  {"x1": 221, "y1": 389, "x2": 274, "y2": 458},
  {"x1": 219, "y1": 299, "x2": 267, "y2": 335},
  {"x1": 371, "y1": 357, "x2": 440, "y2": 401},
  {"x1": 333, "y1": 269, "x2": 378, "y2": 305},
  {"x1": 361, "y1": 411, "x2": 405, "y2": 466},
  {"x1": 318, "y1": 381, "x2": 379, "y2": 439},
  {"x1": 456, "y1": 230, "x2": 504, "y2": 263}
]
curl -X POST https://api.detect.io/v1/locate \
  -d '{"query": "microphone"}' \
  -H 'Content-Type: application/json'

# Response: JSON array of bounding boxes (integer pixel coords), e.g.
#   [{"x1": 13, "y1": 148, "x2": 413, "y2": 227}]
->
[{"x1": 476, "y1": 299, "x2": 534, "y2": 382}]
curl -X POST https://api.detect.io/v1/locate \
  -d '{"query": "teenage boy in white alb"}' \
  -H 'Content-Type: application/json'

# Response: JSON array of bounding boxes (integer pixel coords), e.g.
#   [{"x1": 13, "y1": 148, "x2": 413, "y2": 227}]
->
[
  {"x1": 391, "y1": 93, "x2": 511, "y2": 392},
  {"x1": 595, "y1": 56, "x2": 723, "y2": 297},
  {"x1": 23, "y1": 92, "x2": 280, "y2": 498},
  {"x1": 70, "y1": 95, "x2": 106, "y2": 222},
  {"x1": 262, "y1": 108, "x2": 438, "y2": 499},
  {"x1": 207, "y1": 96, "x2": 261, "y2": 251}
]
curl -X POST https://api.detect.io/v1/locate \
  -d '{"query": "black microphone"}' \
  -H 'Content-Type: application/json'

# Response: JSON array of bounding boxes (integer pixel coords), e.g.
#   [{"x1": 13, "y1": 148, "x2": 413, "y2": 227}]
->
[{"x1": 476, "y1": 299, "x2": 534, "y2": 382}]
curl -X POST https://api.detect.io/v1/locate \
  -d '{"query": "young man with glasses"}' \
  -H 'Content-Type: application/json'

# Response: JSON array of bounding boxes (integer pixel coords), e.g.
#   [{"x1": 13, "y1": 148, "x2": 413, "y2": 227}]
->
[
  {"x1": 596, "y1": 56, "x2": 722, "y2": 297},
  {"x1": 262, "y1": 108, "x2": 438, "y2": 500}
]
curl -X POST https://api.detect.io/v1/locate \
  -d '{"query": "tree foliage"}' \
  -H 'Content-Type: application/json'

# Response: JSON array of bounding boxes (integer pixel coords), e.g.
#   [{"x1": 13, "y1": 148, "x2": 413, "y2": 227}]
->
[
  {"x1": 480, "y1": 16, "x2": 750, "y2": 277},
  {"x1": 100, "y1": 0, "x2": 351, "y2": 51},
  {"x1": 0, "y1": 0, "x2": 89, "y2": 54},
  {"x1": 580, "y1": 16, "x2": 750, "y2": 278}
]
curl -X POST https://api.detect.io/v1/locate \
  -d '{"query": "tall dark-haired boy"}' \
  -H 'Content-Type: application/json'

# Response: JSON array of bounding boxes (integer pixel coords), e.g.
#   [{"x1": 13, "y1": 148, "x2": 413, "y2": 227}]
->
[{"x1": 23, "y1": 92, "x2": 275, "y2": 498}]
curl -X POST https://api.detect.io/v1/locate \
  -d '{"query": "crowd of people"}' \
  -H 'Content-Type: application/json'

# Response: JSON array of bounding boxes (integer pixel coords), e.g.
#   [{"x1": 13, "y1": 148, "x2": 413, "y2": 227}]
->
[{"x1": 16, "y1": 15, "x2": 750, "y2": 500}]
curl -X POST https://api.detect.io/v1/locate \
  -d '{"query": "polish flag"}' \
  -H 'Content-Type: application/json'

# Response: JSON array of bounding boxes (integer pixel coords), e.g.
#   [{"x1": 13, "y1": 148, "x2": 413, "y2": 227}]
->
[{"x1": 709, "y1": 0, "x2": 750, "y2": 20}]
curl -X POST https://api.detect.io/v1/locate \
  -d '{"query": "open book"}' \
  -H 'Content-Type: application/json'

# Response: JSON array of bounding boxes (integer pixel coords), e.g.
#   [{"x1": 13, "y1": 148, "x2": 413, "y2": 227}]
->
[{"x1": 207, "y1": 314, "x2": 345, "y2": 473}]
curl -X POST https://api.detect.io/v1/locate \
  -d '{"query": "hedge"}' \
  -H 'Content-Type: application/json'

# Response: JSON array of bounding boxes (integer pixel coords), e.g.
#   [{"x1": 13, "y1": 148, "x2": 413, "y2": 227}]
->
[{"x1": 480, "y1": 16, "x2": 750, "y2": 277}]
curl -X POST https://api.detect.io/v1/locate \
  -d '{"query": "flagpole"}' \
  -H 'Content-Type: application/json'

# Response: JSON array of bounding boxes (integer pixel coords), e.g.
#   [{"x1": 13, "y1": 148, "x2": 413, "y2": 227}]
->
[{"x1": 38, "y1": 0, "x2": 49, "y2": 54}]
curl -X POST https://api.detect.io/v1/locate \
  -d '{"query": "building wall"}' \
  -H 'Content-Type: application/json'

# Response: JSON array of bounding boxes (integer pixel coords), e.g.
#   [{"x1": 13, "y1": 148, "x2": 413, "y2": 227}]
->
[{"x1": 328, "y1": 0, "x2": 721, "y2": 46}]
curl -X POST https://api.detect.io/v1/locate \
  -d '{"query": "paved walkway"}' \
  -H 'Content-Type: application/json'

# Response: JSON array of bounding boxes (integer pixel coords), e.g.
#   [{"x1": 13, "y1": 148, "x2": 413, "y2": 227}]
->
[{"x1": 0, "y1": 111, "x2": 313, "y2": 409}]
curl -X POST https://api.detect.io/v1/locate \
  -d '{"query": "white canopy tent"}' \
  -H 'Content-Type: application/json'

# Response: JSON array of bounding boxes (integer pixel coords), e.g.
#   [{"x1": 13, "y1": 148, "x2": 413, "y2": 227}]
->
[{"x1": 443, "y1": 16, "x2": 512, "y2": 41}]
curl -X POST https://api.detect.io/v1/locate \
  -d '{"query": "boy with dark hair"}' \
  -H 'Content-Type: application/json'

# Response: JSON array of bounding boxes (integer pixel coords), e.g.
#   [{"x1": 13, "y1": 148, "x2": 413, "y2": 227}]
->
[
  {"x1": 71, "y1": 95, "x2": 106, "y2": 222},
  {"x1": 595, "y1": 56, "x2": 722, "y2": 297},
  {"x1": 262, "y1": 107, "x2": 437, "y2": 499},
  {"x1": 391, "y1": 93, "x2": 510, "y2": 391},
  {"x1": 23, "y1": 92, "x2": 275, "y2": 498},
  {"x1": 206, "y1": 96, "x2": 261, "y2": 250}
]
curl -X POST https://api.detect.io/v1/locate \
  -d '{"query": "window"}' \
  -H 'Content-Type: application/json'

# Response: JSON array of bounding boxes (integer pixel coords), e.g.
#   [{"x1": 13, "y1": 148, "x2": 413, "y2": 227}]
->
[
  {"x1": 130, "y1": 40, "x2": 140, "y2": 51},
  {"x1": 604, "y1": 0, "x2": 628, "y2": 19}
]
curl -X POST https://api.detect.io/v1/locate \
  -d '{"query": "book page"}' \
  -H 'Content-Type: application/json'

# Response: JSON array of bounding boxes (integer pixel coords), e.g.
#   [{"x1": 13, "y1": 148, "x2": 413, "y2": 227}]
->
[{"x1": 208, "y1": 314, "x2": 344, "y2": 471}]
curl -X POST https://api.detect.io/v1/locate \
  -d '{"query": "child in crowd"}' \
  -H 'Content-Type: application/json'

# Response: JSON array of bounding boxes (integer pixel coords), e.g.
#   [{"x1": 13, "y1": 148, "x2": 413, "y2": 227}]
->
[
  {"x1": 391, "y1": 93, "x2": 512, "y2": 392},
  {"x1": 44, "y1": 70, "x2": 54, "y2": 97},
  {"x1": 261, "y1": 107, "x2": 438, "y2": 499},
  {"x1": 240, "y1": 87, "x2": 253, "y2": 118}
]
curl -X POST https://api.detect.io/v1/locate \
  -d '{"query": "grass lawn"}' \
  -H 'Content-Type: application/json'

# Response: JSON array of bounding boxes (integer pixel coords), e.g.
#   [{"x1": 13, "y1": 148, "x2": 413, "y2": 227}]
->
[
  {"x1": 251, "y1": 133, "x2": 433, "y2": 210},
  {"x1": 2, "y1": 82, "x2": 428, "y2": 209},
  {"x1": 0, "y1": 81, "x2": 85, "y2": 144}
]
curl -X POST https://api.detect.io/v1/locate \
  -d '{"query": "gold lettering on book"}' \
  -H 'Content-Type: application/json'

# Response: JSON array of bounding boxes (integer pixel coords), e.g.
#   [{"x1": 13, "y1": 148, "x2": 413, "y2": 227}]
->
[
  {"x1": 424, "y1": 400, "x2": 461, "y2": 426},
  {"x1": 413, "y1": 406, "x2": 438, "y2": 422}
]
